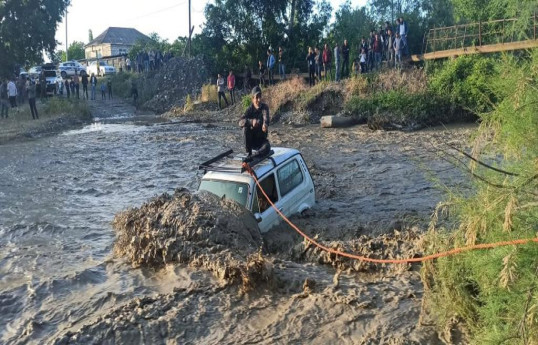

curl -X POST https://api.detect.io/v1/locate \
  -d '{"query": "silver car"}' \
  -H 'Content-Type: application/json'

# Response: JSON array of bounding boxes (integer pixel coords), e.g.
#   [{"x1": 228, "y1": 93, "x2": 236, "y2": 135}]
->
[
  {"x1": 198, "y1": 147, "x2": 316, "y2": 233},
  {"x1": 58, "y1": 61, "x2": 87, "y2": 78},
  {"x1": 87, "y1": 61, "x2": 116, "y2": 76}
]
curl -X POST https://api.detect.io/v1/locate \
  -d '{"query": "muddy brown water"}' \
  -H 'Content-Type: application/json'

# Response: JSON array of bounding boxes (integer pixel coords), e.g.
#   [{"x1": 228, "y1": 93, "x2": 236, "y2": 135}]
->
[{"x1": 0, "y1": 99, "x2": 473, "y2": 344}]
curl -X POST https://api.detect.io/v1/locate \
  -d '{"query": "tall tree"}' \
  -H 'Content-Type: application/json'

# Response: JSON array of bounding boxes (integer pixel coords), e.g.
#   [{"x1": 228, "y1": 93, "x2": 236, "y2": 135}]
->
[
  {"x1": 88, "y1": 29, "x2": 93, "y2": 42},
  {"x1": 199, "y1": 0, "x2": 332, "y2": 73},
  {"x1": 0, "y1": 0, "x2": 70, "y2": 76},
  {"x1": 62, "y1": 41, "x2": 85, "y2": 61}
]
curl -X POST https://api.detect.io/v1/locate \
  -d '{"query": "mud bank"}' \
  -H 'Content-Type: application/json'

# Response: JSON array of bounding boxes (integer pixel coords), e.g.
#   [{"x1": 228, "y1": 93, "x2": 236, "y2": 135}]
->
[
  {"x1": 113, "y1": 189, "x2": 271, "y2": 288},
  {"x1": 0, "y1": 109, "x2": 91, "y2": 145}
]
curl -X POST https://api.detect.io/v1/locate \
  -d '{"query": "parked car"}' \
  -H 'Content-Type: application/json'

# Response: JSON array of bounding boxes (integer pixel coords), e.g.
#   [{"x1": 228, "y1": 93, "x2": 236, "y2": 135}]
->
[
  {"x1": 198, "y1": 147, "x2": 316, "y2": 233},
  {"x1": 39, "y1": 63, "x2": 61, "y2": 96},
  {"x1": 58, "y1": 60, "x2": 87, "y2": 78},
  {"x1": 87, "y1": 61, "x2": 116, "y2": 76},
  {"x1": 28, "y1": 65, "x2": 43, "y2": 78}
]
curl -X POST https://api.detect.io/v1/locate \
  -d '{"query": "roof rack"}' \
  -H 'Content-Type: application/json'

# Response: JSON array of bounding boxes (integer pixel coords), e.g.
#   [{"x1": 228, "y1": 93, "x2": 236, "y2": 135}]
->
[{"x1": 198, "y1": 149, "x2": 276, "y2": 175}]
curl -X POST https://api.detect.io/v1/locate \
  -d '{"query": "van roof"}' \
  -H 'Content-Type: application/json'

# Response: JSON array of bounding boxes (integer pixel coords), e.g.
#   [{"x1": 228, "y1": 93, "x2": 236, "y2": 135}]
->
[{"x1": 201, "y1": 147, "x2": 301, "y2": 182}]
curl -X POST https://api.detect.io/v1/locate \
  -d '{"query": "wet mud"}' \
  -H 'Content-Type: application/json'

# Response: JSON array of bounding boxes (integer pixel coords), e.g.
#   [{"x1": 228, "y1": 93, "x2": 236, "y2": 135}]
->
[
  {"x1": 0, "y1": 98, "x2": 475, "y2": 344},
  {"x1": 113, "y1": 188, "x2": 270, "y2": 288}
]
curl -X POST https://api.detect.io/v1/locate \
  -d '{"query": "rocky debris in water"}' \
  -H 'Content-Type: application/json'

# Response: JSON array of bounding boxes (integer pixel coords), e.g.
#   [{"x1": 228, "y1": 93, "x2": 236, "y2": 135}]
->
[
  {"x1": 293, "y1": 227, "x2": 424, "y2": 274},
  {"x1": 113, "y1": 188, "x2": 271, "y2": 287},
  {"x1": 137, "y1": 56, "x2": 210, "y2": 114}
]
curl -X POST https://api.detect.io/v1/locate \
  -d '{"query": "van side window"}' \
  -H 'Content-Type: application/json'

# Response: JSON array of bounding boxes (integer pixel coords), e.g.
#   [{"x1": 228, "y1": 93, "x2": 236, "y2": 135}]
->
[
  {"x1": 277, "y1": 159, "x2": 304, "y2": 197},
  {"x1": 252, "y1": 173, "x2": 279, "y2": 214}
]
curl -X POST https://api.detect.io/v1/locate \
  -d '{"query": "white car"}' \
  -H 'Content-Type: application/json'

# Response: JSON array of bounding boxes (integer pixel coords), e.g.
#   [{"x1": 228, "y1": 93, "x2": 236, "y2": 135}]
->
[
  {"x1": 87, "y1": 61, "x2": 116, "y2": 76},
  {"x1": 58, "y1": 61, "x2": 87, "y2": 78},
  {"x1": 198, "y1": 147, "x2": 316, "y2": 233},
  {"x1": 28, "y1": 66, "x2": 42, "y2": 78}
]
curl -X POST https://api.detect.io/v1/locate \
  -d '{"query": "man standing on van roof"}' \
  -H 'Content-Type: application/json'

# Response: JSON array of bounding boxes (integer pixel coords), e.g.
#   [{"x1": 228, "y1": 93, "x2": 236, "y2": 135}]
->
[{"x1": 239, "y1": 86, "x2": 271, "y2": 162}]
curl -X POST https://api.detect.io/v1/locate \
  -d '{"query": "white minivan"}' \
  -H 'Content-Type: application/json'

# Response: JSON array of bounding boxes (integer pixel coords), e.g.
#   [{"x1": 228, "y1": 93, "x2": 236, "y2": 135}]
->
[{"x1": 198, "y1": 147, "x2": 316, "y2": 233}]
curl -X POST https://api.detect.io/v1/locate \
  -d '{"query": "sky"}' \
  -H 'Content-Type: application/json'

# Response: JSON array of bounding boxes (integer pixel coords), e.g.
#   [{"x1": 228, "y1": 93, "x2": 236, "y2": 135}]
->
[{"x1": 55, "y1": 0, "x2": 368, "y2": 50}]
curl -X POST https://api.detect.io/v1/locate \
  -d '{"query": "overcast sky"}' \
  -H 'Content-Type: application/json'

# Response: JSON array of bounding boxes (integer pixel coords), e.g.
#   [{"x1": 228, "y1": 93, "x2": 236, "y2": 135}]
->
[{"x1": 55, "y1": 0, "x2": 368, "y2": 50}]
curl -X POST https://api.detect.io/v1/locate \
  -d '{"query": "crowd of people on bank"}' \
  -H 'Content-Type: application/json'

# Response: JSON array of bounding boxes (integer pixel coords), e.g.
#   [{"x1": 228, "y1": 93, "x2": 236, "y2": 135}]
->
[
  {"x1": 225, "y1": 16, "x2": 411, "y2": 96},
  {"x1": 300, "y1": 17, "x2": 409, "y2": 86},
  {"x1": 127, "y1": 49, "x2": 174, "y2": 73},
  {"x1": 216, "y1": 17, "x2": 410, "y2": 109},
  {"x1": 0, "y1": 70, "x2": 118, "y2": 121}
]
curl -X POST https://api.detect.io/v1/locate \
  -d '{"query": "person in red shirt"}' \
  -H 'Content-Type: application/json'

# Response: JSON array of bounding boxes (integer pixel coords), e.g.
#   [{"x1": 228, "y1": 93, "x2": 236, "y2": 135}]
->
[
  {"x1": 227, "y1": 70, "x2": 236, "y2": 105},
  {"x1": 322, "y1": 43, "x2": 332, "y2": 81}
]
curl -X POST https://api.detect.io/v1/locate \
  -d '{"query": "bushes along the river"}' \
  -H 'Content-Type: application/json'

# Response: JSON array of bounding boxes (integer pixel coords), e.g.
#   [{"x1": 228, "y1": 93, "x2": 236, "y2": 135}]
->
[{"x1": 422, "y1": 51, "x2": 538, "y2": 345}]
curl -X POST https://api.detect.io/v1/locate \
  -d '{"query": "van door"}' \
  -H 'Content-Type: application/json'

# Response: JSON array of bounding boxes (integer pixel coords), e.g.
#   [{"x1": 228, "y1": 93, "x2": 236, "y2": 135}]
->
[
  {"x1": 277, "y1": 156, "x2": 315, "y2": 215},
  {"x1": 251, "y1": 173, "x2": 282, "y2": 233}
]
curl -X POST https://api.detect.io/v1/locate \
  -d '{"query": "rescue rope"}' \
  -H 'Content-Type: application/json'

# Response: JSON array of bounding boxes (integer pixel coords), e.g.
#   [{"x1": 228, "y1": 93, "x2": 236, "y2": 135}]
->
[{"x1": 242, "y1": 162, "x2": 538, "y2": 264}]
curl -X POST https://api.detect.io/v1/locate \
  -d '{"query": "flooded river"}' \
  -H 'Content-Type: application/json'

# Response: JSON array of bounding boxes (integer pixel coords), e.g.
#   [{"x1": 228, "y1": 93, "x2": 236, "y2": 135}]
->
[{"x1": 0, "y1": 103, "x2": 473, "y2": 344}]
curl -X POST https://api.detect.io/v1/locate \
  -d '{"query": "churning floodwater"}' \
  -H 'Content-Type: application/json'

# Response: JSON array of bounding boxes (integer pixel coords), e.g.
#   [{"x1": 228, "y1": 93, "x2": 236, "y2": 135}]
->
[
  {"x1": 0, "y1": 105, "x2": 474, "y2": 344},
  {"x1": 0, "y1": 116, "x2": 233, "y2": 344}
]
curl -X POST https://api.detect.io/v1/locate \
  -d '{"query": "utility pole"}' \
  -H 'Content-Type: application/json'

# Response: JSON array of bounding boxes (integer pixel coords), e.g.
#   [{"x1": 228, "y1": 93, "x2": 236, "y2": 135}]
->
[
  {"x1": 188, "y1": 0, "x2": 192, "y2": 57},
  {"x1": 65, "y1": 9, "x2": 68, "y2": 61}
]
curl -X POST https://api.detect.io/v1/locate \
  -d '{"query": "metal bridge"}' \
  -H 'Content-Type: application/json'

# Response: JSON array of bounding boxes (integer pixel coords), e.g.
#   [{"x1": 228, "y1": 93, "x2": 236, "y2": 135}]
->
[{"x1": 411, "y1": 14, "x2": 538, "y2": 61}]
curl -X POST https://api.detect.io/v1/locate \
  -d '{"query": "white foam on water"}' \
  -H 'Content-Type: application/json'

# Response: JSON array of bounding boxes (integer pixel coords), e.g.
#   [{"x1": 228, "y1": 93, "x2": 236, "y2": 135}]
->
[{"x1": 62, "y1": 122, "x2": 145, "y2": 136}]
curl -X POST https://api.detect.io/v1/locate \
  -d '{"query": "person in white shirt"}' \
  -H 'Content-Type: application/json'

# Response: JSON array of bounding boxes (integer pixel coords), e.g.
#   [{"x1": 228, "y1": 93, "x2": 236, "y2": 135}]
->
[{"x1": 7, "y1": 78, "x2": 18, "y2": 108}]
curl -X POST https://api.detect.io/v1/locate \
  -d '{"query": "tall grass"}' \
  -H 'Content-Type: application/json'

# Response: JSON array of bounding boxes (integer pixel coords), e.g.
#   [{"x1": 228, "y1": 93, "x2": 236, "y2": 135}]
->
[
  {"x1": 201, "y1": 83, "x2": 218, "y2": 103},
  {"x1": 44, "y1": 97, "x2": 91, "y2": 118},
  {"x1": 422, "y1": 51, "x2": 538, "y2": 345}
]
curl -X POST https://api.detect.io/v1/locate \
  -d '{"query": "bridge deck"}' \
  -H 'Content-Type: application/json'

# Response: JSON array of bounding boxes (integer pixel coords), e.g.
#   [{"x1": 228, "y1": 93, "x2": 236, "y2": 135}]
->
[{"x1": 411, "y1": 39, "x2": 538, "y2": 61}]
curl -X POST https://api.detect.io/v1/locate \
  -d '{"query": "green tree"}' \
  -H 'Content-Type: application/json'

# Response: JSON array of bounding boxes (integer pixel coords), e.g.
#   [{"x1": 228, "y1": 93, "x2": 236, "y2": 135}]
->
[
  {"x1": 0, "y1": 0, "x2": 70, "y2": 76},
  {"x1": 451, "y1": 0, "x2": 537, "y2": 22},
  {"x1": 62, "y1": 41, "x2": 85, "y2": 61},
  {"x1": 328, "y1": 2, "x2": 374, "y2": 56},
  {"x1": 128, "y1": 32, "x2": 168, "y2": 61},
  {"x1": 88, "y1": 29, "x2": 93, "y2": 42},
  {"x1": 366, "y1": 0, "x2": 454, "y2": 54},
  {"x1": 198, "y1": 0, "x2": 332, "y2": 74}
]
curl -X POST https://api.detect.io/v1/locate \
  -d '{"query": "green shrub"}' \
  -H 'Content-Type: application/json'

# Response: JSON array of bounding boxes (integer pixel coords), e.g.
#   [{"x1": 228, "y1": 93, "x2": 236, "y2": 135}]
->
[
  {"x1": 241, "y1": 94, "x2": 252, "y2": 111},
  {"x1": 423, "y1": 51, "x2": 538, "y2": 345},
  {"x1": 344, "y1": 90, "x2": 457, "y2": 126},
  {"x1": 44, "y1": 97, "x2": 91, "y2": 118},
  {"x1": 429, "y1": 55, "x2": 498, "y2": 113},
  {"x1": 110, "y1": 72, "x2": 138, "y2": 99}
]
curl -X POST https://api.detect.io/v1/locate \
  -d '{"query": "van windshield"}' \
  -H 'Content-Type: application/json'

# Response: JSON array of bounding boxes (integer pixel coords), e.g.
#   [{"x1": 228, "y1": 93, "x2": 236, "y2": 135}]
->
[{"x1": 198, "y1": 180, "x2": 249, "y2": 207}]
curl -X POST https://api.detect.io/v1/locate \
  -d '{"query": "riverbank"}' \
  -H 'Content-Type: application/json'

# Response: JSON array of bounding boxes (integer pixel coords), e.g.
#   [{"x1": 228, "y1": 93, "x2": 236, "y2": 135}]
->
[{"x1": 0, "y1": 98, "x2": 91, "y2": 145}]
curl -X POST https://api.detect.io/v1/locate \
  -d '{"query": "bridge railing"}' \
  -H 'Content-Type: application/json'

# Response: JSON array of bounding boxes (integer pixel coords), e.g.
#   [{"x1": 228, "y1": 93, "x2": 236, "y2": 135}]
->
[{"x1": 423, "y1": 14, "x2": 537, "y2": 54}]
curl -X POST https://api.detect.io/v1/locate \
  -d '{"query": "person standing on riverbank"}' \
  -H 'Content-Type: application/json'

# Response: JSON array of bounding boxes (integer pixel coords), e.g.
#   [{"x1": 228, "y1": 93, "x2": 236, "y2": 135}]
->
[
  {"x1": 341, "y1": 39, "x2": 350, "y2": 79},
  {"x1": 398, "y1": 17, "x2": 409, "y2": 57},
  {"x1": 394, "y1": 32, "x2": 403, "y2": 69},
  {"x1": 267, "y1": 49, "x2": 275, "y2": 86},
  {"x1": 334, "y1": 42, "x2": 341, "y2": 82},
  {"x1": 239, "y1": 86, "x2": 270, "y2": 162},
  {"x1": 227, "y1": 70, "x2": 236, "y2": 105},
  {"x1": 217, "y1": 73, "x2": 229, "y2": 110},
  {"x1": 322, "y1": 43, "x2": 332, "y2": 81},
  {"x1": 1, "y1": 79, "x2": 9, "y2": 118},
  {"x1": 7, "y1": 78, "x2": 17, "y2": 110},
  {"x1": 100, "y1": 81, "x2": 107, "y2": 100},
  {"x1": 258, "y1": 61, "x2": 266, "y2": 87},
  {"x1": 107, "y1": 79, "x2": 112, "y2": 100},
  {"x1": 81, "y1": 72, "x2": 89, "y2": 99},
  {"x1": 73, "y1": 71, "x2": 80, "y2": 99},
  {"x1": 90, "y1": 73, "x2": 97, "y2": 100},
  {"x1": 27, "y1": 80, "x2": 39, "y2": 119},
  {"x1": 306, "y1": 47, "x2": 316, "y2": 87},
  {"x1": 278, "y1": 47, "x2": 286, "y2": 81},
  {"x1": 64, "y1": 78, "x2": 71, "y2": 98}
]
